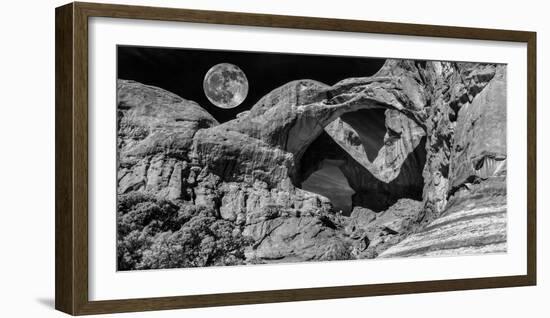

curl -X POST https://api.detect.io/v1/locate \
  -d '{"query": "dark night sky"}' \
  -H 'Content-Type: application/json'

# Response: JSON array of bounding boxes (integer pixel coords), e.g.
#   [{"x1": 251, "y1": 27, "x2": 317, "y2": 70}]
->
[{"x1": 117, "y1": 45, "x2": 386, "y2": 123}]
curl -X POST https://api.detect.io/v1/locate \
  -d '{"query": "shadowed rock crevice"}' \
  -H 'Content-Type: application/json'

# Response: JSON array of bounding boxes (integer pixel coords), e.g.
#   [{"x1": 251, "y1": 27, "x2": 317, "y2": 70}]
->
[
  {"x1": 301, "y1": 159, "x2": 355, "y2": 215},
  {"x1": 297, "y1": 109, "x2": 427, "y2": 214},
  {"x1": 346, "y1": 136, "x2": 426, "y2": 211}
]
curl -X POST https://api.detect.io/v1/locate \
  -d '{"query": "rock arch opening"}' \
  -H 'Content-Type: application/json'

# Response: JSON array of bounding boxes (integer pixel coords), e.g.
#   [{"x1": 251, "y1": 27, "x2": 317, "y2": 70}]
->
[
  {"x1": 339, "y1": 109, "x2": 387, "y2": 161},
  {"x1": 297, "y1": 108, "x2": 427, "y2": 215},
  {"x1": 301, "y1": 159, "x2": 355, "y2": 215}
]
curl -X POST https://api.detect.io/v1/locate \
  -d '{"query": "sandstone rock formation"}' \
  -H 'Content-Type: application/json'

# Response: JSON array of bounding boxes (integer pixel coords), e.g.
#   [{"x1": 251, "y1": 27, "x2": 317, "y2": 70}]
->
[
  {"x1": 381, "y1": 65, "x2": 507, "y2": 257},
  {"x1": 116, "y1": 58, "x2": 506, "y2": 270},
  {"x1": 117, "y1": 80, "x2": 219, "y2": 200}
]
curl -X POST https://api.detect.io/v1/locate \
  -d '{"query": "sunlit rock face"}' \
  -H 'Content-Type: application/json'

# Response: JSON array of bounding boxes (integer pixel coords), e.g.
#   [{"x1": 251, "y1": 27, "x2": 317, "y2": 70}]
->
[
  {"x1": 379, "y1": 178, "x2": 506, "y2": 258},
  {"x1": 347, "y1": 199, "x2": 425, "y2": 258},
  {"x1": 419, "y1": 61, "x2": 499, "y2": 221},
  {"x1": 450, "y1": 65, "x2": 507, "y2": 191},
  {"x1": 116, "y1": 80, "x2": 219, "y2": 199},
  {"x1": 379, "y1": 65, "x2": 507, "y2": 258}
]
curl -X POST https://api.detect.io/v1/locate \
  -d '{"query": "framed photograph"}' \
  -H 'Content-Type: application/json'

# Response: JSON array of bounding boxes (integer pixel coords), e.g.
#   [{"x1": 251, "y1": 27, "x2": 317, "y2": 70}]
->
[{"x1": 55, "y1": 2, "x2": 537, "y2": 315}]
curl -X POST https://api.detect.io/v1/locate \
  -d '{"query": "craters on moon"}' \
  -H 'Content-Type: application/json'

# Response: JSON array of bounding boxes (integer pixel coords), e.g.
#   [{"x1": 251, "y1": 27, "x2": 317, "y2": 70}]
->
[{"x1": 203, "y1": 63, "x2": 249, "y2": 109}]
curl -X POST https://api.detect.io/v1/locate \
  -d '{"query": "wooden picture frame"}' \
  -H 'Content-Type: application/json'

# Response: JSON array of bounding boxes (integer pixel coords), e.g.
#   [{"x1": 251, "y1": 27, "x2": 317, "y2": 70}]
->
[{"x1": 55, "y1": 2, "x2": 537, "y2": 315}]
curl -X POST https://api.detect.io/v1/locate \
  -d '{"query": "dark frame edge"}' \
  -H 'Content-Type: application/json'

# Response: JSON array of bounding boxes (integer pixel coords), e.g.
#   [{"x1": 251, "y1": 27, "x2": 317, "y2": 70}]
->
[
  {"x1": 55, "y1": 2, "x2": 76, "y2": 315},
  {"x1": 76, "y1": 275, "x2": 533, "y2": 315},
  {"x1": 55, "y1": 1, "x2": 537, "y2": 315},
  {"x1": 526, "y1": 31, "x2": 537, "y2": 286},
  {"x1": 73, "y1": 1, "x2": 535, "y2": 41}
]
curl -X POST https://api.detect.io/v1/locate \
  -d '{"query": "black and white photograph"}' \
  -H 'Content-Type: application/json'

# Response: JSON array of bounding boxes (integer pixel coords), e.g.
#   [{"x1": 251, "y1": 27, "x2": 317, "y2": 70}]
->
[
  {"x1": 116, "y1": 45, "x2": 507, "y2": 271},
  {"x1": 0, "y1": 0, "x2": 544, "y2": 316}
]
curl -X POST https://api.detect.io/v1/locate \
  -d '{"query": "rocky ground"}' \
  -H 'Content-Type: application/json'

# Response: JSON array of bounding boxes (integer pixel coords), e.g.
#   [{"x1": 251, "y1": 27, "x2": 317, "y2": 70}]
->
[{"x1": 116, "y1": 59, "x2": 507, "y2": 270}]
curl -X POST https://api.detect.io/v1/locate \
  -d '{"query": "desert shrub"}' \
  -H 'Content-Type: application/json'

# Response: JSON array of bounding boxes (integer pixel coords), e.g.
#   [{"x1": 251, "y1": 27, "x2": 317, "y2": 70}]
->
[
  {"x1": 117, "y1": 193, "x2": 183, "y2": 270},
  {"x1": 117, "y1": 193, "x2": 181, "y2": 236},
  {"x1": 117, "y1": 193, "x2": 252, "y2": 270},
  {"x1": 138, "y1": 210, "x2": 252, "y2": 269},
  {"x1": 117, "y1": 227, "x2": 153, "y2": 270},
  {"x1": 117, "y1": 192, "x2": 155, "y2": 214}
]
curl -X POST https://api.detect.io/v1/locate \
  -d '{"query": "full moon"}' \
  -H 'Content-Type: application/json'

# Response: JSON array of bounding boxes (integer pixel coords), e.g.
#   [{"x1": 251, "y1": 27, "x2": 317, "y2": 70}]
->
[{"x1": 203, "y1": 63, "x2": 248, "y2": 109}]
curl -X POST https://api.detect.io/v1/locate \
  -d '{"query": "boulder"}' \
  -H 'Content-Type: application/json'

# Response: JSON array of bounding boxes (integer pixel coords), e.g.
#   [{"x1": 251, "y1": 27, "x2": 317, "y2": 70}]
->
[
  {"x1": 346, "y1": 199, "x2": 424, "y2": 258},
  {"x1": 244, "y1": 215, "x2": 351, "y2": 263},
  {"x1": 117, "y1": 80, "x2": 218, "y2": 201},
  {"x1": 117, "y1": 79, "x2": 218, "y2": 158}
]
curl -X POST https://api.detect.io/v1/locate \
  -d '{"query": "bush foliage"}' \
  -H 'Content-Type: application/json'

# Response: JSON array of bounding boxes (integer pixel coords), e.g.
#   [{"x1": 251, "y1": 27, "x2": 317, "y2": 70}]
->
[{"x1": 117, "y1": 193, "x2": 252, "y2": 270}]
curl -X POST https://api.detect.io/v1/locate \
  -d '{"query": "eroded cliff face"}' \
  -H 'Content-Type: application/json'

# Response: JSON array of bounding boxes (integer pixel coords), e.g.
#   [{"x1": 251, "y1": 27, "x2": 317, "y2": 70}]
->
[
  {"x1": 116, "y1": 59, "x2": 506, "y2": 269},
  {"x1": 379, "y1": 64, "x2": 507, "y2": 258}
]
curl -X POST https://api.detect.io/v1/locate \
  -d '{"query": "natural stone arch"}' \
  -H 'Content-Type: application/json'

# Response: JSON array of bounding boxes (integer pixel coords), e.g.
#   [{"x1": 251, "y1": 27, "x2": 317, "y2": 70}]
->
[
  {"x1": 191, "y1": 59, "x2": 499, "y2": 219},
  {"x1": 297, "y1": 115, "x2": 426, "y2": 213}
]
